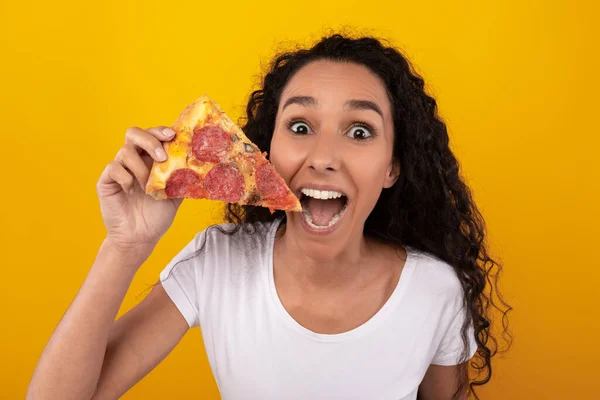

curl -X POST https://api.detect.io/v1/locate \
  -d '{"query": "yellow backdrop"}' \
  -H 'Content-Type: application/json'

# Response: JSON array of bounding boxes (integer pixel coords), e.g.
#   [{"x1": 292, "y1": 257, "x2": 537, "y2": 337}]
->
[{"x1": 1, "y1": 1, "x2": 598, "y2": 399}]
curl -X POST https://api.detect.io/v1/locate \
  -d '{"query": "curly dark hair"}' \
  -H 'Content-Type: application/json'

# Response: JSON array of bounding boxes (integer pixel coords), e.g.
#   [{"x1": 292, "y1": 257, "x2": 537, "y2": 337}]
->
[{"x1": 221, "y1": 33, "x2": 512, "y2": 398}]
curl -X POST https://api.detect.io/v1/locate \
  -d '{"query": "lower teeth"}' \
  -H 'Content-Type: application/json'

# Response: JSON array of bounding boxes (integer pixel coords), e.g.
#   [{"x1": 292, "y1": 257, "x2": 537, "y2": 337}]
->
[{"x1": 302, "y1": 204, "x2": 347, "y2": 230}]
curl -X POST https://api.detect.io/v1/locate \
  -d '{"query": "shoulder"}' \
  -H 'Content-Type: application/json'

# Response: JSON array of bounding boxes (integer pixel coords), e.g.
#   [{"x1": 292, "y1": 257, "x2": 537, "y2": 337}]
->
[
  {"x1": 408, "y1": 248, "x2": 464, "y2": 303},
  {"x1": 202, "y1": 219, "x2": 278, "y2": 246},
  {"x1": 180, "y1": 219, "x2": 280, "y2": 261},
  {"x1": 164, "y1": 219, "x2": 280, "y2": 277}
]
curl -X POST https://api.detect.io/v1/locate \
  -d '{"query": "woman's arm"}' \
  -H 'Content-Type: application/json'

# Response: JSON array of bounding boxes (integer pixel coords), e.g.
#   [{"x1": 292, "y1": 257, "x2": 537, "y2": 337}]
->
[
  {"x1": 92, "y1": 274, "x2": 188, "y2": 399},
  {"x1": 26, "y1": 240, "x2": 189, "y2": 400},
  {"x1": 418, "y1": 363, "x2": 468, "y2": 400},
  {"x1": 28, "y1": 125, "x2": 188, "y2": 399}
]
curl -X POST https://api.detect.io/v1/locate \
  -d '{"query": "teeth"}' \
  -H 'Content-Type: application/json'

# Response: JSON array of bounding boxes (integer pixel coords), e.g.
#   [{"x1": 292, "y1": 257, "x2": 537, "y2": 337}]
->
[
  {"x1": 302, "y1": 201, "x2": 348, "y2": 229},
  {"x1": 301, "y1": 188, "x2": 344, "y2": 200}
]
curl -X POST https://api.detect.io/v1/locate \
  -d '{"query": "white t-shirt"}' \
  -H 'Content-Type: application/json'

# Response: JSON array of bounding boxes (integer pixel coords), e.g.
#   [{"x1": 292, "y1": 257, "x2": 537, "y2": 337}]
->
[{"x1": 160, "y1": 218, "x2": 477, "y2": 400}]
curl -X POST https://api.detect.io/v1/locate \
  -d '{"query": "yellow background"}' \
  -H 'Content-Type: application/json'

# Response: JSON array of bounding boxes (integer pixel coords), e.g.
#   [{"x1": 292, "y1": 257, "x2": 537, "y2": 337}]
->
[{"x1": 1, "y1": 1, "x2": 598, "y2": 399}]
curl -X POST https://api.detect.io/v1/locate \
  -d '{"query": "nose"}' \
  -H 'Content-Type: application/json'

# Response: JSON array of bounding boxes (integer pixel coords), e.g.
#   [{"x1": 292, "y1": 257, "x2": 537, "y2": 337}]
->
[{"x1": 307, "y1": 132, "x2": 341, "y2": 174}]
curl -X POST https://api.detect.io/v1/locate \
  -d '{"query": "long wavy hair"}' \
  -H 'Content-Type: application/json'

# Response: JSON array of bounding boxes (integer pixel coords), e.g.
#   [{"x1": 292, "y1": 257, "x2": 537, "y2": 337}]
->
[{"x1": 220, "y1": 34, "x2": 512, "y2": 398}]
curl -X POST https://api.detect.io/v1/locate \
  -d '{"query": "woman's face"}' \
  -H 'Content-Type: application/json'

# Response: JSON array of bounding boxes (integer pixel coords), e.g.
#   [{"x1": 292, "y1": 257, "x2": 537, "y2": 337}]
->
[{"x1": 270, "y1": 60, "x2": 398, "y2": 258}]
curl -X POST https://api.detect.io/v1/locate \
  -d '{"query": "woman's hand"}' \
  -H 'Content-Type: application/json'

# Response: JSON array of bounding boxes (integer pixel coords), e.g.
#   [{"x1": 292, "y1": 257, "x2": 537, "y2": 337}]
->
[{"x1": 97, "y1": 126, "x2": 181, "y2": 260}]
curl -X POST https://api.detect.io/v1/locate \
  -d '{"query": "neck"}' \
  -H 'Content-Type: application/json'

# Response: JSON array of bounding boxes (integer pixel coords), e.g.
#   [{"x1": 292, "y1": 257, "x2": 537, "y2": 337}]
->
[{"x1": 274, "y1": 223, "x2": 374, "y2": 289}]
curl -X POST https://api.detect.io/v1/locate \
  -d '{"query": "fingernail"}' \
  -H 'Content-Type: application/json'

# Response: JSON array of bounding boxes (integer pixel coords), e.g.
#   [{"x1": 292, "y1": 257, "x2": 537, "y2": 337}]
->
[
  {"x1": 155, "y1": 148, "x2": 167, "y2": 161},
  {"x1": 163, "y1": 128, "x2": 175, "y2": 137}
]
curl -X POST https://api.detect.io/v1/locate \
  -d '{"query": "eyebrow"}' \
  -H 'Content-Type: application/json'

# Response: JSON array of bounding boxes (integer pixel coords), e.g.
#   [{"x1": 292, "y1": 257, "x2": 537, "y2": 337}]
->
[
  {"x1": 282, "y1": 96, "x2": 318, "y2": 110},
  {"x1": 282, "y1": 96, "x2": 383, "y2": 118},
  {"x1": 344, "y1": 99, "x2": 383, "y2": 118}
]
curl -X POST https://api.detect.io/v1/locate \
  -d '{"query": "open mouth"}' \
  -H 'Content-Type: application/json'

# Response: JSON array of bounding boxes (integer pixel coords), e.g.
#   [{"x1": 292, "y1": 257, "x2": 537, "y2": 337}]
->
[{"x1": 299, "y1": 188, "x2": 348, "y2": 230}]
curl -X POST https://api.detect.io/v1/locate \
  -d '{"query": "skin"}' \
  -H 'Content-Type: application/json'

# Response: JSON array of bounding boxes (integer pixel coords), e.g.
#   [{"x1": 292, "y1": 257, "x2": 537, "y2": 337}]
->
[
  {"x1": 271, "y1": 60, "x2": 404, "y2": 333},
  {"x1": 26, "y1": 62, "x2": 465, "y2": 400}
]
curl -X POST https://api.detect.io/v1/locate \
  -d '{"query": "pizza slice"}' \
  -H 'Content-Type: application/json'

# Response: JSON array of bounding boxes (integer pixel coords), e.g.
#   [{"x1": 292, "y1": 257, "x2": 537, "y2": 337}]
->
[{"x1": 145, "y1": 94, "x2": 302, "y2": 213}]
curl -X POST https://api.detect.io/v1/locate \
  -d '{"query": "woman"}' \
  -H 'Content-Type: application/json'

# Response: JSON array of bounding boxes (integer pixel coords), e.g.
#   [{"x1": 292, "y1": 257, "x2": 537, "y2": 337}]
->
[{"x1": 27, "y1": 34, "x2": 510, "y2": 400}]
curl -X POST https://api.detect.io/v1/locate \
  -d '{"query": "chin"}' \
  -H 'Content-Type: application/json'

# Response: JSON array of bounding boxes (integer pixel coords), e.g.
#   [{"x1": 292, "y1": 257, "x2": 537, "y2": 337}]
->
[{"x1": 284, "y1": 209, "x2": 360, "y2": 261}]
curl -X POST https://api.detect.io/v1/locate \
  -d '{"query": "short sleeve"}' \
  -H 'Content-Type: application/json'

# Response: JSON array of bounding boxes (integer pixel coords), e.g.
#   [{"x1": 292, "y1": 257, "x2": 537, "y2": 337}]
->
[
  {"x1": 431, "y1": 305, "x2": 478, "y2": 366},
  {"x1": 159, "y1": 231, "x2": 206, "y2": 329}
]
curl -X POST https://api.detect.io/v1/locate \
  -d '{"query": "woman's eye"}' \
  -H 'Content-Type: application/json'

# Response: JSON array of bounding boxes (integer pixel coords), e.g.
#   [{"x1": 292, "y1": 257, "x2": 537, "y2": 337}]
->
[
  {"x1": 289, "y1": 121, "x2": 312, "y2": 135},
  {"x1": 347, "y1": 125, "x2": 373, "y2": 140}
]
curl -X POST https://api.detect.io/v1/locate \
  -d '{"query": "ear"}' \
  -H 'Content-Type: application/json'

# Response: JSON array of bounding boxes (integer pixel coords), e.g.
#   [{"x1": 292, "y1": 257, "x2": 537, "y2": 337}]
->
[{"x1": 383, "y1": 158, "x2": 400, "y2": 189}]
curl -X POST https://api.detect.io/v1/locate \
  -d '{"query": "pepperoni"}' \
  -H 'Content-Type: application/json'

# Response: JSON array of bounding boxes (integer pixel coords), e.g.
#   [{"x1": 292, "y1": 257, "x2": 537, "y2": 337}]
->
[
  {"x1": 192, "y1": 125, "x2": 232, "y2": 163},
  {"x1": 256, "y1": 163, "x2": 288, "y2": 198},
  {"x1": 205, "y1": 164, "x2": 245, "y2": 203},
  {"x1": 165, "y1": 169, "x2": 207, "y2": 198}
]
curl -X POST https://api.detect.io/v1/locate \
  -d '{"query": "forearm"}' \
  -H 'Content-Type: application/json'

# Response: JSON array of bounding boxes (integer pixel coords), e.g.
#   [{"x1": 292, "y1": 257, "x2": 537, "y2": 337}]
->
[{"x1": 27, "y1": 239, "x2": 151, "y2": 400}]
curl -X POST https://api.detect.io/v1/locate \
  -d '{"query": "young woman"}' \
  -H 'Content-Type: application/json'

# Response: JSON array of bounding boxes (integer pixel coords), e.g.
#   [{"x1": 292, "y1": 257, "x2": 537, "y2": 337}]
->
[{"x1": 28, "y1": 34, "x2": 510, "y2": 400}]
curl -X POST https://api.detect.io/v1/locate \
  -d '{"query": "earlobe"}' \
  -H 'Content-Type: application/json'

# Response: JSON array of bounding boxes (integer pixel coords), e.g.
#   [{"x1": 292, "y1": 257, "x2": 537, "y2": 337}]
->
[{"x1": 383, "y1": 160, "x2": 400, "y2": 189}]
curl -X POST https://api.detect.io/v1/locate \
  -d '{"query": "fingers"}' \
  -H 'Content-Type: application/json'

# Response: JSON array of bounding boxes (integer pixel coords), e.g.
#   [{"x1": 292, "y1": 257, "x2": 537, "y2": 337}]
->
[
  {"x1": 140, "y1": 152, "x2": 155, "y2": 171},
  {"x1": 116, "y1": 145, "x2": 151, "y2": 190},
  {"x1": 146, "y1": 126, "x2": 176, "y2": 141},
  {"x1": 98, "y1": 126, "x2": 176, "y2": 197},
  {"x1": 98, "y1": 161, "x2": 135, "y2": 195},
  {"x1": 124, "y1": 126, "x2": 174, "y2": 162}
]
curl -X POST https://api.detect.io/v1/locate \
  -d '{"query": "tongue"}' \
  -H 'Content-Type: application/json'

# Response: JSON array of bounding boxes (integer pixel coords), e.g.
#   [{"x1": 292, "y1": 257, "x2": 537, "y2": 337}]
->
[{"x1": 306, "y1": 198, "x2": 344, "y2": 226}]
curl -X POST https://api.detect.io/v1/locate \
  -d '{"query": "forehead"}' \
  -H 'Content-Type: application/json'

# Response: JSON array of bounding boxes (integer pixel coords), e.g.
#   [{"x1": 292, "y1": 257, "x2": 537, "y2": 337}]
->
[{"x1": 279, "y1": 60, "x2": 391, "y2": 113}]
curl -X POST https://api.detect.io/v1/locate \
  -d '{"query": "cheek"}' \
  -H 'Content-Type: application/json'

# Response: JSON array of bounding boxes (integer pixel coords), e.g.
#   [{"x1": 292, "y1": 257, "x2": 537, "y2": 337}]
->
[
  {"x1": 269, "y1": 130, "x2": 305, "y2": 182},
  {"x1": 347, "y1": 152, "x2": 391, "y2": 202}
]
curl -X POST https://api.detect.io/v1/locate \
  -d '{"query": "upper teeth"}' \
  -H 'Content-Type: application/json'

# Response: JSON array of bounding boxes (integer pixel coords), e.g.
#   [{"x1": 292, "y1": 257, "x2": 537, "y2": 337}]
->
[{"x1": 300, "y1": 188, "x2": 344, "y2": 200}]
